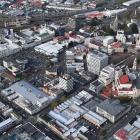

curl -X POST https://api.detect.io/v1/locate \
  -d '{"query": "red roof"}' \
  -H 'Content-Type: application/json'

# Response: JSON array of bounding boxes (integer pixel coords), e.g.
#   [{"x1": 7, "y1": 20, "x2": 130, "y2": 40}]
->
[
  {"x1": 115, "y1": 129, "x2": 128, "y2": 140},
  {"x1": 119, "y1": 75, "x2": 130, "y2": 84},
  {"x1": 86, "y1": 12, "x2": 104, "y2": 18},
  {"x1": 110, "y1": 41, "x2": 122, "y2": 48}
]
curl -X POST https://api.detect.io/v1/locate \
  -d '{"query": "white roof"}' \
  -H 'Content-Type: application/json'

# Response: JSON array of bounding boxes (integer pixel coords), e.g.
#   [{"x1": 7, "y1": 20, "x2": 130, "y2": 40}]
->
[
  {"x1": 35, "y1": 41, "x2": 63, "y2": 56},
  {"x1": 123, "y1": 0, "x2": 140, "y2": 6},
  {"x1": 2, "y1": 80, "x2": 50, "y2": 106},
  {"x1": 83, "y1": 111, "x2": 106, "y2": 126},
  {"x1": 133, "y1": 121, "x2": 140, "y2": 129}
]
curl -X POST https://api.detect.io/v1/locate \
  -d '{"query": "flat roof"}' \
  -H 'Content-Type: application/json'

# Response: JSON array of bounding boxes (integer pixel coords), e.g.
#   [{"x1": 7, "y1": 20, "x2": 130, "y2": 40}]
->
[
  {"x1": 97, "y1": 99, "x2": 126, "y2": 116},
  {"x1": 119, "y1": 75, "x2": 130, "y2": 84},
  {"x1": 0, "y1": 118, "x2": 14, "y2": 128},
  {"x1": 35, "y1": 41, "x2": 63, "y2": 55},
  {"x1": 87, "y1": 51, "x2": 108, "y2": 60},
  {"x1": 2, "y1": 80, "x2": 50, "y2": 106}
]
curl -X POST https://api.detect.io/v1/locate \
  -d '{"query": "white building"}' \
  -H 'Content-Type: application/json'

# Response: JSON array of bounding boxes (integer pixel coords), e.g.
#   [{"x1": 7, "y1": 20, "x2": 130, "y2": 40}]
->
[
  {"x1": 116, "y1": 30, "x2": 126, "y2": 44},
  {"x1": 103, "y1": 36, "x2": 114, "y2": 47},
  {"x1": 59, "y1": 74, "x2": 73, "y2": 92},
  {"x1": 86, "y1": 51, "x2": 108, "y2": 75},
  {"x1": 35, "y1": 41, "x2": 64, "y2": 57},
  {"x1": 114, "y1": 74, "x2": 138, "y2": 98},
  {"x1": 99, "y1": 65, "x2": 115, "y2": 86}
]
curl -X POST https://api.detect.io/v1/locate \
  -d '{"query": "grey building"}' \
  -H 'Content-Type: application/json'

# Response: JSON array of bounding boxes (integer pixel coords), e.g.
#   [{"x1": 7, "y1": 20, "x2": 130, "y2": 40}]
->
[
  {"x1": 96, "y1": 99, "x2": 131, "y2": 123},
  {"x1": 59, "y1": 74, "x2": 73, "y2": 92},
  {"x1": 86, "y1": 51, "x2": 108, "y2": 75},
  {"x1": 1, "y1": 80, "x2": 51, "y2": 114},
  {"x1": 89, "y1": 80, "x2": 104, "y2": 94}
]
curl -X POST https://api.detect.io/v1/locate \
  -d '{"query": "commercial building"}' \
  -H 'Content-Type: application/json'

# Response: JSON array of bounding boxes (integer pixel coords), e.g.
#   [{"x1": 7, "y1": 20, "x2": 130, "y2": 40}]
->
[
  {"x1": 65, "y1": 47, "x2": 86, "y2": 73},
  {"x1": 3, "y1": 58, "x2": 29, "y2": 75},
  {"x1": 59, "y1": 74, "x2": 73, "y2": 92},
  {"x1": 83, "y1": 111, "x2": 107, "y2": 127},
  {"x1": 99, "y1": 65, "x2": 115, "y2": 86},
  {"x1": 86, "y1": 51, "x2": 108, "y2": 75},
  {"x1": 0, "y1": 42, "x2": 20, "y2": 58},
  {"x1": 96, "y1": 99, "x2": 131, "y2": 123},
  {"x1": 103, "y1": 36, "x2": 114, "y2": 47},
  {"x1": 34, "y1": 41, "x2": 64, "y2": 57},
  {"x1": 18, "y1": 25, "x2": 55, "y2": 48},
  {"x1": 89, "y1": 80, "x2": 104, "y2": 94},
  {"x1": 1, "y1": 80, "x2": 51, "y2": 114},
  {"x1": 39, "y1": 90, "x2": 107, "y2": 140}
]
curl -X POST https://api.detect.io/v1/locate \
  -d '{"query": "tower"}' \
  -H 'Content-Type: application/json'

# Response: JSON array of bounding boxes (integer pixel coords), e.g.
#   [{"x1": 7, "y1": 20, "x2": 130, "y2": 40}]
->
[
  {"x1": 112, "y1": 15, "x2": 119, "y2": 31},
  {"x1": 132, "y1": 55, "x2": 137, "y2": 71},
  {"x1": 110, "y1": 15, "x2": 120, "y2": 31}
]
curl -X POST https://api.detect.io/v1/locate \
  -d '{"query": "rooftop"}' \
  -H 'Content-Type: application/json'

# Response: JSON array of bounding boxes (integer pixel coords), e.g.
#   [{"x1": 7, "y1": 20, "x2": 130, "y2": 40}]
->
[
  {"x1": 97, "y1": 99, "x2": 126, "y2": 116},
  {"x1": 2, "y1": 80, "x2": 50, "y2": 106},
  {"x1": 114, "y1": 128, "x2": 128, "y2": 140},
  {"x1": 110, "y1": 41, "x2": 122, "y2": 48},
  {"x1": 119, "y1": 75, "x2": 131, "y2": 84}
]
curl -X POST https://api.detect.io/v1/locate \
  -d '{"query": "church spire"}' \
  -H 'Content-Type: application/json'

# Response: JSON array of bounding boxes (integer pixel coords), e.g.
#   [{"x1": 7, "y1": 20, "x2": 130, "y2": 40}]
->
[{"x1": 132, "y1": 54, "x2": 137, "y2": 71}]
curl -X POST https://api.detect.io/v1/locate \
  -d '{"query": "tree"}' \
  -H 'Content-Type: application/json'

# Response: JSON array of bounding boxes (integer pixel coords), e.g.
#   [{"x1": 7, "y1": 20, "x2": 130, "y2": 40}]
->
[
  {"x1": 102, "y1": 25, "x2": 115, "y2": 36},
  {"x1": 129, "y1": 23, "x2": 138, "y2": 34},
  {"x1": 90, "y1": 18, "x2": 101, "y2": 27}
]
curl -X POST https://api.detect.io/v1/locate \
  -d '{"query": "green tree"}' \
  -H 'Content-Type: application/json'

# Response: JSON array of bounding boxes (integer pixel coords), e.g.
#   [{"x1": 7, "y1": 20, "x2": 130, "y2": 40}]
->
[
  {"x1": 90, "y1": 18, "x2": 101, "y2": 27},
  {"x1": 129, "y1": 23, "x2": 138, "y2": 34}
]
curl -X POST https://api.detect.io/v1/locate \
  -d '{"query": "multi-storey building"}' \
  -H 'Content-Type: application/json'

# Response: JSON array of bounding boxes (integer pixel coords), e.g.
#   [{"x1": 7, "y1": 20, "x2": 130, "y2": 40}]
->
[{"x1": 86, "y1": 51, "x2": 108, "y2": 75}]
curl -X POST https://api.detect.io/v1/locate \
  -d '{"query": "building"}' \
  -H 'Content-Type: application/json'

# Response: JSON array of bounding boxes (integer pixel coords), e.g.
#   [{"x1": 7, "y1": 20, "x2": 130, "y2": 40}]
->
[
  {"x1": 85, "y1": 37, "x2": 102, "y2": 50},
  {"x1": 103, "y1": 36, "x2": 114, "y2": 47},
  {"x1": 0, "y1": 41, "x2": 20, "y2": 58},
  {"x1": 0, "y1": 117, "x2": 16, "y2": 132},
  {"x1": 114, "y1": 117, "x2": 140, "y2": 140},
  {"x1": 123, "y1": 0, "x2": 140, "y2": 6},
  {"x1": 39, "y1": 90, "x2": 95, "y2": 140},
  {"x1": 59, "y1": 74, "x2": 73, "y2": 92},
  {"x1": 114, "y1": 74, "x2": 138, "y2": 98},
  {"x1": 18, "y1": 25, "x2": 55, "y2": 47},
  {"x1": 96, "y1": 99, "x2": 131, "y2": 123},
  {"x1": 3, "y1": 58, "x2": 29, "y2": 75},
  {"x1": 42, "y1": 79, "x2": 64, "y2": 98},
  {"x1": 83, "y1": 111, "x2": 107, "y2": 127},
  {"x1": 1, "y1": 122, "x2": 53, "y2": 140},
  {"x1": 1, "y1": 80, "x2": 51, "y2": 114},
  {"x1": 89, "y1": 80, "x2": 104, "y2": 94},
  {"x1": 34, "y1": 41, "x2": 64, "y2": 57},
  {"x1": 99, "y1": 65, "x2": 115, "y2": 86},
  {"x1": 86, "y1": 51, "x2": 108, "y2": 75},
  {"x1": 109, "y1": 41, "x2": 124, "y2": 53},
  {"x1": 116, "y1": 30, "x2": 126, "y2": 44}
]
